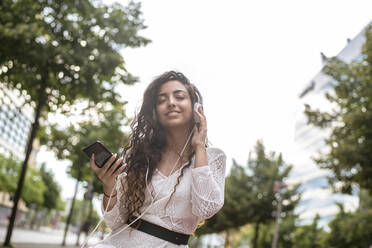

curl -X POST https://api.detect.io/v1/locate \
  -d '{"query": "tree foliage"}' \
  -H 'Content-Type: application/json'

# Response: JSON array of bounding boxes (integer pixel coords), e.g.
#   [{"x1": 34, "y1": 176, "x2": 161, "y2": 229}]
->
[
  {"x1": 197, "y1": 140, "x2": 300, "y2": 248},
  {"x1": 60, "y1": 198, "x2": 99, "y2": 227},
  {"x1": 359, "y1": 189, "x2": 372, "y2": 211},
  {"x1": 0, "y1": 154, "x2": 19, "y2": 193},
  {"x1": 0, "y1": 0, "x2": 150, "y2": 113},
  {"x1": 255, "y1": 215, "x2": 298, "y2": 248},
  {"x1": 292, "y1": 214, "x2": 328, "y2": 248},
  {"x1": 39, "y1": 163, "x2": 63, "y2": 210},
  {"x1": 0, "y1": 153, "x2": 46, "y2": 205},
  {"x1": 0, "y1": 0, "x2": 149, "y2": 196},
  {"x1": 40, "y1": 101, "x2": 130, "y2": 191},
  {"x1": 23, "y1": 166, "x2": 46, "y2": 205},
  {"x1": 304, "y1": 24, "x2": 372, "y2": 193},
  {"x1": 325, "y1": 209, "x2": 372, "y2": 248},
  {"x1": 0, "y1": 0, "x2": 149, "y2": 243}
]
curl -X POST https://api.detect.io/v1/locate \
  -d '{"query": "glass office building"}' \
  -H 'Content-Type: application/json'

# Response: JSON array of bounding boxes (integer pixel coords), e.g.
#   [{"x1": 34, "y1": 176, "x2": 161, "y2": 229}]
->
[
  {"x1": 0, "y1": 85, "x2": 37, "y2": 162},
  {"x1": 289, "y1": 21, "x2": 371, "y2": 227},
  {"x1": 0, "y1": 84, "x2": 39, "y2": 221}
]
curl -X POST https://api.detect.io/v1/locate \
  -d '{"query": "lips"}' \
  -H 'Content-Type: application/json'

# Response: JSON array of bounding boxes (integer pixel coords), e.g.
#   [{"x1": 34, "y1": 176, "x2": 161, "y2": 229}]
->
[{"x1": 165, "y1": 110, "x2": 180, "y2": 116}]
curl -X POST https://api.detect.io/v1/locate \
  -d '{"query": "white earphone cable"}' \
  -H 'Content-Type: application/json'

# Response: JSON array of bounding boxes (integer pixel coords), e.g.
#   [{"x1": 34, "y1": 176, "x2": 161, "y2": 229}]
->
[{"x1": 81, "y1": 126, "x2": 195, "y2": 247}]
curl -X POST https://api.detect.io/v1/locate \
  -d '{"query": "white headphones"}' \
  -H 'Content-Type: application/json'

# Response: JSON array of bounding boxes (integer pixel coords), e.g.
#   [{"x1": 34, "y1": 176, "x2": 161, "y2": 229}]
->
[
  {"x1": 81, "y1": 123, "x2": 197, "y2": 248},
  {"x1": 153, "y1": 85, "x2": 203, "y2": 124},
  {"x1": 192, "y1": 86, "x2": 203, "y2": 126}
]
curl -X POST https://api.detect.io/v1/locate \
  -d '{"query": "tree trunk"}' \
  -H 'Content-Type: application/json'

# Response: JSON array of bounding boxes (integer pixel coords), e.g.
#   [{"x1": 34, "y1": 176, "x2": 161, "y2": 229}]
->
[
  {"x1": 82, "y1": 199, "x2": 94, "y2": 245},
  {"x1": 36, "y1": 209, "x2": 46, "y2": 230},
  {"x1": 88, "y1": 199, "x2": 93, "y2": 222},
  {"x1": 76, "y1": 195, "x2": 89, "y2": 246},
  {"x1": 224, "y1": 229, "x2": 230, "y2": 248},
  {"x1": 62, "y1": 174, "x2": 81, "y2": 246},
  {"x1": 3, "y1": 81, "x2": 46, "y2": 247},
  {"x1": 30, "y1": 209, "x2": 38, "y2": 230},
  {"x1": 252, "y1": 222, "x2": 260, "y2": 248}
]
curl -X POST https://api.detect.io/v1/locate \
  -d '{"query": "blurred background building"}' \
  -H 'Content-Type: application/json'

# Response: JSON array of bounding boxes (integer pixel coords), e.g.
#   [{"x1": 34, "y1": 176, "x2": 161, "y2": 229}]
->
[
  {"x1": 288, "y1": 21, "x2": 372, "y2": 227},
  {"x1": 0, "y1": 84, "x2": 39, "y2": 225}
]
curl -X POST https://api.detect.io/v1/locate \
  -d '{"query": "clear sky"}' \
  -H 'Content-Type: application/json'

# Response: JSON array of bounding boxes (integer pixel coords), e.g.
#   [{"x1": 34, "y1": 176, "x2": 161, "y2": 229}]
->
[{"x1": 37, "y1": 0, "x2": 372, "y2": 206}]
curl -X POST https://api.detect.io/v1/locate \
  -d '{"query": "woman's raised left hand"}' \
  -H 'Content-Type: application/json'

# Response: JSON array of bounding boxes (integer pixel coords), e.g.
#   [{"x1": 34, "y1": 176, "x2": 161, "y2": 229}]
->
[{"x1": 191, "y1": 106, "x2": 207, "y2": 150}]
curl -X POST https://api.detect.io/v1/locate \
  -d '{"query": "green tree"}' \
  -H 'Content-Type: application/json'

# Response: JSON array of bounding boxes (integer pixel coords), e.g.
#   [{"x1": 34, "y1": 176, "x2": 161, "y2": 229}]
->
[
  {"x1": 23, "y1": 166, "x2": 46, "y2": 206},
  {"x1": 292, "y1": 214, "x2": 328, "y2": 248},
  {"x1": 359, "y1": 189, "x2": 372, "y2": 211},
  {"x1": 27, "y1": 163, "x2": 64, "y2": 229},
  {"x1": 0, "y1": 0, "x2": 149, "y2": 245},
  {"x1": 60, "y1": 199, "x2": 99, "y2": 228},
  {"x1": 40, "y1": 163, "x2": 62, "y2": 210},
  {"x1": 40, "y1": 101, "x2": 130, "y2": 245},
  {"x1": 255, "y1": 215, "x2": 298, "y2": 248},
  {"x1": 0, "y1": 154, "x2": 19, "y2": 193},
  {"x1": 304, "y1": 24, "x2": 372, "y2": 194},
  {"x1": 325, "y1": 208, "x2": 372, "y2": 247},
  {"x1": 197, "y1": 140, "x2": 301, "y2": 248},
  {"x1": 0, "y1": 153, "x2": 45, "y2": 205},
  {"x1": 41, "y1": 101, "x2": 130, "y2": 193},
  {"x1": 245, "y1": 141, "x2": 300, "y2": 248}
]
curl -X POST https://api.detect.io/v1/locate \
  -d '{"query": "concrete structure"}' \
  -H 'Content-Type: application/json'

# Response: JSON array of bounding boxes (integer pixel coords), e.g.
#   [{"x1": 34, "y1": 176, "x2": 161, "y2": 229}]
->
[{"x1": 289, "y1": 21, "x2": 371, "y2": 227}]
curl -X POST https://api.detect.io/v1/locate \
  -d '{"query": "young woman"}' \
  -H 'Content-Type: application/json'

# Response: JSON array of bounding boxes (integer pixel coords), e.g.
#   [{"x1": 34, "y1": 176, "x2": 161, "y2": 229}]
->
[{"x1": 90, "y1": 71, "x2": 226, "y2": 247}]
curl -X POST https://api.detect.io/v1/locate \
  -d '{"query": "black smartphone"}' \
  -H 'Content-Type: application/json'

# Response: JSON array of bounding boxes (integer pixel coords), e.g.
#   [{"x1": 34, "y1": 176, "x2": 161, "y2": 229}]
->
[{"x1": 82, "y1": 141, "x2": 124, "y2": 172}]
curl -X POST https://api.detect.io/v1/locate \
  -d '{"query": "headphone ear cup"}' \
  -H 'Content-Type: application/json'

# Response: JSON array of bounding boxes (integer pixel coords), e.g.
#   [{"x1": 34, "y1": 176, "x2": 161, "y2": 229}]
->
[
  {"x1": 193, "y1": 102, "x2": 202, "y2": 124},
  {"x1": 193, "y1": 87, "x2": 203, "y2": 106},
  {"x1": 194, "y1": 102, "x2": 202, "y2": 112}
]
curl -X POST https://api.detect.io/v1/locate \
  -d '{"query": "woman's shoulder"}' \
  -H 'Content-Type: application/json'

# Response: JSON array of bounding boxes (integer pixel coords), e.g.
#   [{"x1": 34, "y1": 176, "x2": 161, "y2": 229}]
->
[{"x1": 206, "y1": 147, "x2": 226, "y2": 159}]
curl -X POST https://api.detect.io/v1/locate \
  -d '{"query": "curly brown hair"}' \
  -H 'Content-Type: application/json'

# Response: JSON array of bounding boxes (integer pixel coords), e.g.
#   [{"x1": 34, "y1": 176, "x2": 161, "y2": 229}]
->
[{"x1": 119, "y1": 71, "x2": 203, "y2": 221}]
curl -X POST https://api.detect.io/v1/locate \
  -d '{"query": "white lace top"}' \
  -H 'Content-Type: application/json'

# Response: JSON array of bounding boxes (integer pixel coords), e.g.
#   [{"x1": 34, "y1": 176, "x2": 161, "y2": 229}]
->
[{"x1": 99, "y1": 147, "x2": 226, "y2": 248}]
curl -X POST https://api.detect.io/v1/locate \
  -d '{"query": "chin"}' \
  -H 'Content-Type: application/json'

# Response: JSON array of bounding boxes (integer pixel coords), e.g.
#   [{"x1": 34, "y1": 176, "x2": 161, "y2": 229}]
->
[{"x1": 161, "y1": 120, "x2": 190, "y2": 129}]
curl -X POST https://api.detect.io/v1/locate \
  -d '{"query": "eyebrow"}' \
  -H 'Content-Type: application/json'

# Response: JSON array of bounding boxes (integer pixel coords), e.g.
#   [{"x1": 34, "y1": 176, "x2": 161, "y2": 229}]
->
[{"x1": 157, "y1": 90, "x2": 187, "y2": 97}]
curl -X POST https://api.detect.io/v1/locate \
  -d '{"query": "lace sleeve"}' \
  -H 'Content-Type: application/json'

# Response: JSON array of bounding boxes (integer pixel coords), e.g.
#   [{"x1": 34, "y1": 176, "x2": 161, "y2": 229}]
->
[
  {"x1": 101, "y1": 173, "x2": 128, "y2": 231},
  {"x1": 190, "y1": 148, "x2": 226, "y2": 219}
]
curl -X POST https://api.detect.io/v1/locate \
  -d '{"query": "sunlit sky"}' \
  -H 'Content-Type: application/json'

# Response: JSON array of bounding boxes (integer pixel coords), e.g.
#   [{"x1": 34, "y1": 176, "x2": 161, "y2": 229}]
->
[{"x1": 37, "y1": 0, "x2": 372, "y2": 205}]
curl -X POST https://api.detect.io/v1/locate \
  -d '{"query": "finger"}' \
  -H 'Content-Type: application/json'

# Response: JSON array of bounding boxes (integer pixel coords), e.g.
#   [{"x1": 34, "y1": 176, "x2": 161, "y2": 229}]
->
[
  {"x1": 90, "y1": 154, "x2": 99, "y2": 173},
  {"x1": 196, "y1": 107, "x2": 206, "y2": 120},
  {"x1": 102, "y1": 153, "x2": 117, "y2": 174},
  {"x1": 108, "y1": 157, "x2": 123, "y2": 175},
  {"x1": 198, "y1": 106, "x2": 205, "y2": 116},
  {"x1": 113, "y1": 163, "x2": 127, "y2": 178},
  {"x1": 193, "y1": 125, "x2": 199, "y2": 135},
  {"x1": 195, "y1": 109, "x2": 207, "y2": 128}
]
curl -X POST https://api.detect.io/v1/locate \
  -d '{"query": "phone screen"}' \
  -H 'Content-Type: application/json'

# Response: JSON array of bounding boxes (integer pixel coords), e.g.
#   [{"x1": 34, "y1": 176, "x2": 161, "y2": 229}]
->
[{"x1": 82, "y1": 141, "x2": 112, "y2": 168}]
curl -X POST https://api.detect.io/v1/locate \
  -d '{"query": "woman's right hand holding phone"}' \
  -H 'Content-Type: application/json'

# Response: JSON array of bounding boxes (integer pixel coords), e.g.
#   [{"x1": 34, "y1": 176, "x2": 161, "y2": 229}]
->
[{"x1": 90, "y1": 153, "x2": 126, "y2": 197}]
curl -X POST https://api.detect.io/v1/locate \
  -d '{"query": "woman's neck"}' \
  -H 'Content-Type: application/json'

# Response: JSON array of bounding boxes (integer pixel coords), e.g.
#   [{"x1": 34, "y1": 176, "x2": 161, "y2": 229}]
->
[
  {"x1": 164, "y1": 126, "x2": 191, "y2": 155},
  {"x1": 157, "y1": 126, "x2": 193, "y2": 174}
]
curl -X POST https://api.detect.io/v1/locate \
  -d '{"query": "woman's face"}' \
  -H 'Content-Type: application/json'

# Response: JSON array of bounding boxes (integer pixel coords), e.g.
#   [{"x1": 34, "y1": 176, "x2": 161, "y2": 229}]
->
[{"x1": 155, "y1": 80, "x2": 193, "y2": 129}]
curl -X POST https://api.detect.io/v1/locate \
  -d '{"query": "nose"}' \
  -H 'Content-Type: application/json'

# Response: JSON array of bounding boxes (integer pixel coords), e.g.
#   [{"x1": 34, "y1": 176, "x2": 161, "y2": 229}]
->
[{"x1": 168, "y1": 96, "x2": 176, "y2": 108}]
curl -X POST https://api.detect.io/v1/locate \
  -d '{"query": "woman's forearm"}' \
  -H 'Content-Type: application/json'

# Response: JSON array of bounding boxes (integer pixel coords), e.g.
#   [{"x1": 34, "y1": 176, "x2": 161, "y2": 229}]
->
[
  {"x1": 194, "y1": 145, "x2": 208, "y2": 168},
  {"x1": 103, "y1": 194, "x2": 117, "y2": 211},
  {"x1": 102, "y1": 185, "x2": 118, "y2": 211}
]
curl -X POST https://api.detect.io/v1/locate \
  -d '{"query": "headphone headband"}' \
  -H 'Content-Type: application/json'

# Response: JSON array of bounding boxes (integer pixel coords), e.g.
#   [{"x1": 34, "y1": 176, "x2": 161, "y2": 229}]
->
[{"x1": 192, "y1": 86, "x2": 203, "y2": 105}]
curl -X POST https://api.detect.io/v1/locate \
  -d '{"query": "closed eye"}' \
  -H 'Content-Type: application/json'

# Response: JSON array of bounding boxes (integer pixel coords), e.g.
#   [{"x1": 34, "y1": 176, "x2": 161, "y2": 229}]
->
[{"x1": 157, "y1": 98, "x2": 166, "y2": 104}]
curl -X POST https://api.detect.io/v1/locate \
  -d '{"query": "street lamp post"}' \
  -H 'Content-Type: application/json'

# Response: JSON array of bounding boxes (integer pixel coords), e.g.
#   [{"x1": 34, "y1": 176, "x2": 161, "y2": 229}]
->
[{"x1": 272, "y1": 181, "x2": 286, "y2": 248}]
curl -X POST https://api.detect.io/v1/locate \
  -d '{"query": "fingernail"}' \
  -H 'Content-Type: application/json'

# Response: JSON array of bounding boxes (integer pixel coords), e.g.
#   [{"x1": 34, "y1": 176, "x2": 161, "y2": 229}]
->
[{"x1": 92, "y1": 153, "x2": 95, "y2": 158}]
